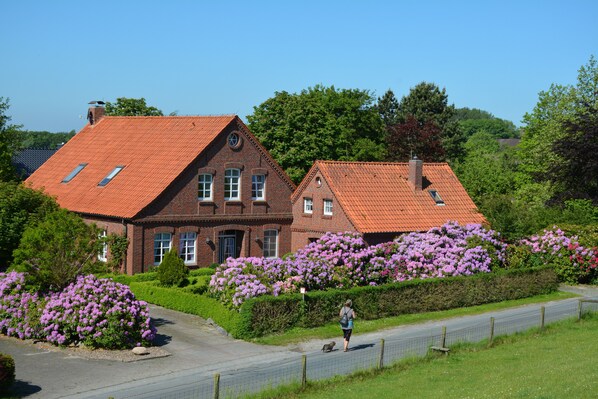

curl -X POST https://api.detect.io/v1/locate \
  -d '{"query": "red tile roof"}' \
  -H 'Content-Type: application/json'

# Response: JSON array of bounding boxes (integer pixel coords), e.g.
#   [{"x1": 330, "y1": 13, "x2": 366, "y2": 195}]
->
[
  {"x1": 26, "y1": 115, "x2": 237, "y2": 218},
  {"x1": 294, "y1": 161, "x2": 486, "y2": 233}
]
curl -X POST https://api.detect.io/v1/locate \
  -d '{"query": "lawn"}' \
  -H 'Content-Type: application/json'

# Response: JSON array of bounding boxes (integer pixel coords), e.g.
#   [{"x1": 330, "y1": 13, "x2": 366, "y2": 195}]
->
[{"x1": 252, "y1": 313, "x2": 598, "y2": 399}]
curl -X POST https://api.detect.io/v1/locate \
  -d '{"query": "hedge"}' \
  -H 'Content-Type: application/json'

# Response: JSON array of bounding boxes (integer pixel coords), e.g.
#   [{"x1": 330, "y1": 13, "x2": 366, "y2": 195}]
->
[
  {"x1": 0, "y1": 353, "x2": 15, "y2": 393},
  {"x1": 236, "y1": 266, "x2": 558, "y2": 338}
]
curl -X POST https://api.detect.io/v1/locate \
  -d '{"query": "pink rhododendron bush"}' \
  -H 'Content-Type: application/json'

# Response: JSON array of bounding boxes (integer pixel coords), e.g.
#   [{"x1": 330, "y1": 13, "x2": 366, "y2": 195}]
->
[
  {"x1": 210, "y1": 222, "x2": 507, "y2": 308},
  {"x1": 518, "y1": 227, "x2": 598, "y2": 284},
  {"x1": 0, "y1": 272, "x2": 156, "y2": 349}
]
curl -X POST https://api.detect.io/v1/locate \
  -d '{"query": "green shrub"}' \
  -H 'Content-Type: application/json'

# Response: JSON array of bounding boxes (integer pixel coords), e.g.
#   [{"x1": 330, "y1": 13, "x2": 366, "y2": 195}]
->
[
  {"x1": 0, "y1": 353, "x2": 15, "y2": 392},
  {"x1": 156, "y1": 250, "x2": 189, "y2": 287},
  {"x1": 189, "y1": 268, "x2": 215, "y2": 277}
]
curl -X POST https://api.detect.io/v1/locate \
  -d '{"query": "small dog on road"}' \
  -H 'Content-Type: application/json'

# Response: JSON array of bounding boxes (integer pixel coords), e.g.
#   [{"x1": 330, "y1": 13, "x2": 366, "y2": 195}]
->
[{"x1": 321, "y1": 341, "x2": 336, "y2": 352}]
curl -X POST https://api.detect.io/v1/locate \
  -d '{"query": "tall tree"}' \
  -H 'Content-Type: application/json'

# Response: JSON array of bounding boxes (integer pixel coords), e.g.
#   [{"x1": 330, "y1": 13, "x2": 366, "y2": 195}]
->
[
  {"x1": 386, "y1": 115, "x2": 444, "y2": 162},
  {"x1": 104, "y1": 97, "x2": 163, "y2": 116},
  {"x1": 18, "y1": 130, "x2": 76, "y2": 149},
  {"x1": 376, "y1": 89, "x2": 399, "y2": 127},
  {"x1": 393, "y1": 82, "x2": 464, "y2": 161},
  {"x1": 455, "y1": 107, "x2": 519, "y2": 139},
  {"x1": 0, "y1": 97, "x2": 22, "y2": 182},
  {"x1": 247, "y1": 85, "x2": 386, "y2": 183}
]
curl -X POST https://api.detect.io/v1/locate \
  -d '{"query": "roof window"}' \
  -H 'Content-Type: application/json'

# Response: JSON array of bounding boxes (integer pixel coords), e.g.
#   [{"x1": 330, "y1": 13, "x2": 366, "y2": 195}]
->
[
  {"x1": 98, "y1": 166, "x2": 124, "y2": 187},
  {"x1": 62, "y1": 163, "x2": 87, "y2": 183},
  {"x1": 429, "y1": 189, "x2": 445, "y2": 206}
]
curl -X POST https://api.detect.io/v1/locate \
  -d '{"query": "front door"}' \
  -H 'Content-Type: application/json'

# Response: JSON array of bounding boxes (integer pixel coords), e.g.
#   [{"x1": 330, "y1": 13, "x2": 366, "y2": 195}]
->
[{"x1": 219, "y1": 235, "x2": 236, "y2": 263}]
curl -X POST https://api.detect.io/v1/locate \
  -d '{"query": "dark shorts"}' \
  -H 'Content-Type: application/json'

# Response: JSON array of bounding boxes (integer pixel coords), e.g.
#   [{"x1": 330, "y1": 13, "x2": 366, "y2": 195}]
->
[{"x1": 342, "y1": 328, "x2": 352, "y2": 341}]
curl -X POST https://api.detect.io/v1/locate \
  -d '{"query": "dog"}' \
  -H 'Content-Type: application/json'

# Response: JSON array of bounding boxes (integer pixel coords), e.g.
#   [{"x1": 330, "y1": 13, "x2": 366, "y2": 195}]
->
[{"x1": 321, "y1": 341, "x2": 336, "y2": 352}]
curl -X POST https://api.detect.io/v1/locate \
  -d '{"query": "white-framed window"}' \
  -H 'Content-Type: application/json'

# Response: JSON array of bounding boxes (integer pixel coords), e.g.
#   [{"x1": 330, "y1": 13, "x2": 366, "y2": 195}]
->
[
  {"x1": 263, "y1": 230, "x2": 278, "y2": 258},
  {"x1": 98, "y1": 230, "x2": 108, "y2": 262},
  {"x1": 198, "y1": 174, "x2": 213, "y2": 201},
  {"x1": 154, "y1": 233, "x2": 172, "y2": 265},
  {"x1": 225, "y1": 168, "x2": 241, "y2": 200},
  {"x1": 303, "y1": 198, "x2": 313, "y2": 214},
  {"x1": 179, "y1": 232, "x2": 196, "y2": 265},
  {"x1": 252, "y1": 175, "x2": 266, "y2": 200},
  {"x1": 323, "y1": 199, "x2": 333, "y2": 215}
]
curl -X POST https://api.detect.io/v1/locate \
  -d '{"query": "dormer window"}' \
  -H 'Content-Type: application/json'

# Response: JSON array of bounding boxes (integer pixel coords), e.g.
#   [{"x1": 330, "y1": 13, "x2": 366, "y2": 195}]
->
[
  {"x1": 62, "y1": 163, "x2": 87, "y2": 183},
  {"x1": 98, "y1": 166, "x2": 124, "y2": 187},
  {"x1": 429, "y1": 189, "x2": 445, "y2": 206}
]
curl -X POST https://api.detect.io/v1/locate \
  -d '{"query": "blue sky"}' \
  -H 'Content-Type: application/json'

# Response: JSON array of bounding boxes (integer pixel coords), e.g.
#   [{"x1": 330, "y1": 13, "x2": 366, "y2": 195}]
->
[{"x1": 2, "y1": 0, "x2": 597, "y2": 132}]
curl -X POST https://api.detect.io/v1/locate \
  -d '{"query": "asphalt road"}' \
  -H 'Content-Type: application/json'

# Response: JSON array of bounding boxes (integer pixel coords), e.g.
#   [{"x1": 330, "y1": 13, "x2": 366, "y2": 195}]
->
[{"x1": 1, "y1": 285, "x2": 597, "y2": 399}]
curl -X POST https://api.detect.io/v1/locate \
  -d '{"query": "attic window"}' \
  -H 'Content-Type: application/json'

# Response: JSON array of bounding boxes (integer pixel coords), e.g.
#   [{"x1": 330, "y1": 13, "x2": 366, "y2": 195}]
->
[
  {"x1": 429, "y1": 190, "x2": 445, "y2": 206},
  {"x1": 62, "y1": 163, "x2": 87, "y2": 183},
  {"x1": 98, "y1": 166, "x2": 124, "y2": 187}
]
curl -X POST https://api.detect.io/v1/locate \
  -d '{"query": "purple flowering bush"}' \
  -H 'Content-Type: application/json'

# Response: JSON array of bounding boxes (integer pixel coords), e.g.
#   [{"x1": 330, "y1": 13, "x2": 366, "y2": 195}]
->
[
  {"x1": 0, "y1": 271, "x2": 45, "y2": 339},
  {"x1": 210, "y1": 223, "x2": 506, "y2": 308},
  {"x1": 518, "y1": 227, "x2": 598, "y2": 284},
  {"x1": 41, "y1": 275, "x2": 156, "y2": 348}
]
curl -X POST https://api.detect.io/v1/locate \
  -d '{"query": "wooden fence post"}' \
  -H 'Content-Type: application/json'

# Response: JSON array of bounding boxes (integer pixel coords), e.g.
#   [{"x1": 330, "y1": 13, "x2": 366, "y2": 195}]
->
[
  {"x1": 578, "y1": 299, "x2": 583, "y2": 321},
  {"x1": 301, "y1": 354, "x2": 307, "y2": 388},
  {"x1": 489, "y1": 317, "x2": 495, "y2": 345},
  {"x1": 440, "y1": 326, "x2": 447, "y2": 349},
  {"x1": 213, "y1": 373, "x2": 220, "y2": 399},
  {"x1": 540, "y1": 306, "x2": 545, "y2": 330},
  {"x1": 378, "y1": 339, "x2": 385, "y2": 369}
]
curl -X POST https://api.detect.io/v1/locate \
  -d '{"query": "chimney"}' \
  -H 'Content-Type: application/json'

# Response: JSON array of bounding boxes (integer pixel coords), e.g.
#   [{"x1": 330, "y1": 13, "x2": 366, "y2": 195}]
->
[
  {"x1": 408, "y1": 156, "x2": 423, "y2": 191},
  {"x1": 87, "y1": 100, "x2": 106, "y2": 125}
]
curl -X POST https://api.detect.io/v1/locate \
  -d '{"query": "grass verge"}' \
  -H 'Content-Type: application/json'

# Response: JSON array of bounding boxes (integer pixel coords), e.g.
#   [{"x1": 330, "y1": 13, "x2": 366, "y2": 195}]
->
[
  {"x1": 252, "y1": 290, "x2": 578, "y2": 345},
  {"x1": 245, "y1": 312, "x2": 598, "y2": 399}
]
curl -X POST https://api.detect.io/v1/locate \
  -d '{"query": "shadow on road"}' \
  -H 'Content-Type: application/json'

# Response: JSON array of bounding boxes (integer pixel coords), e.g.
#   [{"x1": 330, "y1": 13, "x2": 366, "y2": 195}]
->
[
  {"x1": 153, "y1": 333, "x2": 172, "y2": 347},
  {"x1": 5, "y1": 379, "x2": 41, "y2": 397},
  {"x1": 349, "y1": 343, "x2": 375, "y2": 351},
  {"x1": 151, "y1": 317, "x2": 175, "y2": 327}
]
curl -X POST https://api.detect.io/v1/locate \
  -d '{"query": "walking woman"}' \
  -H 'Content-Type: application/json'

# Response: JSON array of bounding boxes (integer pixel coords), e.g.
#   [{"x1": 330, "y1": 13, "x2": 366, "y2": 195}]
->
[{"x1": 339, "y1": 299, "x2": 356, "y2": 352}]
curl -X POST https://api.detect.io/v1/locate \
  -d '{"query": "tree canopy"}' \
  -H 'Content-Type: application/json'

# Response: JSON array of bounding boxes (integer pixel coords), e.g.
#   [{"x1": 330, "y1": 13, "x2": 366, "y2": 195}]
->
[
  {"x1": 376, "y1": 89, "x2": 399, "y2": 127},
  {"x1": 247, "y1": 85, "x2": 386, "y2": 183},
  {"x1": 0, "y1": 97, "x2": 22, "y2": 182},
  {"x1": 18, "y1": 130, "x2": 75, "y2": 149},
  {"x1": 104, "y1": 97, "x2": 163, "y2": 116}
]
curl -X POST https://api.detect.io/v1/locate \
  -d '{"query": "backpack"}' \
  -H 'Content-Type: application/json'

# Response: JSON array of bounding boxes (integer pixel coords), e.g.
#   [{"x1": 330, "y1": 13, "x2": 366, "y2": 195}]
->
[{"x1": 339, "y1": 309, "x2": 349, "y2": 328}]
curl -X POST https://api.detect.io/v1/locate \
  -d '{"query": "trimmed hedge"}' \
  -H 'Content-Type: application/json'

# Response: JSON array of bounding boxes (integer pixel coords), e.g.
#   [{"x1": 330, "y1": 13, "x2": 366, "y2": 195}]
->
[
  {"x1": 236, "y1": 266, "x2": 558, "y2": 338},
  {"x1": 129, "y1": 282, "x2": 242, "y2": 336}
]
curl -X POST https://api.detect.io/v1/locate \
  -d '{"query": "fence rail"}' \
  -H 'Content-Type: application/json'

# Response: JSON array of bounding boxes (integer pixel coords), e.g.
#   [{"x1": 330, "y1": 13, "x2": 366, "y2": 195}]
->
[{"x1": 117, "y1": 299, "x2": 598, "y2": 399}]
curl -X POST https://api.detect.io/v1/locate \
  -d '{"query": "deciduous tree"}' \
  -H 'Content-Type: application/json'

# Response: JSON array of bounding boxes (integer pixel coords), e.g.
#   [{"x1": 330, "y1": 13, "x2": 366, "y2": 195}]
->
[
  {"x1": 104, "y1": 97, "x2": 163, "y2": 116},
  {"x1": 0, "y1": 97, "x2": 22, "y2": 182},
  {"x1": 386, "y1": 115, "x2": 444, "y2": 162}
]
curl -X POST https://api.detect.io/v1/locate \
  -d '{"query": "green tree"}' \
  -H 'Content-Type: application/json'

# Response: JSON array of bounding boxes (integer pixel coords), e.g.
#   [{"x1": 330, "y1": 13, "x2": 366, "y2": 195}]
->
[
  {"x1": 11, "y1": 209, "x2": 103, "y2": 292},
  {"x1": 18, "y1": 130, "x2": 76, "y2": 149},
  {"x1": 0, "y1": 97, "x2": 22, "y2": 182},
  {"x1": 0, "y1": 182, "x2": 58, "y2": 269},
  {"x1": 376, "y1": 89, "x2": 399, "y2": 127},
  {"x1": 247, "y1": 85, "x2": 386, "y2": 183},
  {"x1": 395, "y1": 82, "x2": 464, "y2": 161},
  {"x1": 104, "y1": 97, "x2": 163, "y2": 116}
]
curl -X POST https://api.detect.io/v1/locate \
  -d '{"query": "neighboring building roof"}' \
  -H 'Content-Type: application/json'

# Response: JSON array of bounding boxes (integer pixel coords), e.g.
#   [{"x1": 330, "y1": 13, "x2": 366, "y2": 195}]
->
[
  {"x1": 13, "y1": 148, "x2": 58, "y2": 178},
  {"x1": 293, "y1": 161, "x2": 486, "y2": 233},
  {"x1": 26, "y1": 115, "x2": 239, "y2": 219}
]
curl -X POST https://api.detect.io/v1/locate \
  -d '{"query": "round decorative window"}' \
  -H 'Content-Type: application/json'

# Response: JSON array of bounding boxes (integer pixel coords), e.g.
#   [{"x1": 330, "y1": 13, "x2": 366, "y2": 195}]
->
[{"x1": 228, "y1": 132, "x2": 242, "y2": 149}]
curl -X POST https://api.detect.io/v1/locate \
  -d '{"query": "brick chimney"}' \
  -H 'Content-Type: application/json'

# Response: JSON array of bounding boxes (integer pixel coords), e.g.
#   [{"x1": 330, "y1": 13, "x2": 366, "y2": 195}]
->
[
  {"x1": 408, "y1": 156, "x2": 423, "y2": 191},
  {"x1": 87, "y1": 100, "x2": 106, "y2": 125}
]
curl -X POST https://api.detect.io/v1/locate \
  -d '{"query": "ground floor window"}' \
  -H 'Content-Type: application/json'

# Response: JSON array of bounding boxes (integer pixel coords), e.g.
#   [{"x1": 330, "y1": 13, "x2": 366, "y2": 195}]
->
[
  {"x1": 263, "y1": 229, "x2": 278, "y2": 258},
  {"x1": 98, "y1": 230, "x2": 108, "y2": 262},
  {"x1": 154, "y1": 233, "x2": 172, "y2": 265},
  {"x1": 179, "y1": 232, "x2": 196, "y2": 264}
]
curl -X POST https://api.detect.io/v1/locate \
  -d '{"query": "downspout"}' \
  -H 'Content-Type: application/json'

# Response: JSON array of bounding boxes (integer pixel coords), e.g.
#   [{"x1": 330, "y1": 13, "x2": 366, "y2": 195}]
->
[{"x1": 122, "y1": 219, "x2": 128, "y2": 273}]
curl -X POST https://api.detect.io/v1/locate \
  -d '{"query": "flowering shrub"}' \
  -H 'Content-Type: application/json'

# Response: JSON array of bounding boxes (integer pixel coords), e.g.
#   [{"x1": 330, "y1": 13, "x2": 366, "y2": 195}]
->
[
  {"x1": 210, "y1": 223, "x2": 506, "y2": 307},
  {"x1": 40, "y1": 275, "x2": 156, "y2": 348},
  {"x1": 0, "y1": 271, "x2": 45, "y2": 339},
  {"x1": 519, "y1": 227, "x2": 598, "y2": 284}
]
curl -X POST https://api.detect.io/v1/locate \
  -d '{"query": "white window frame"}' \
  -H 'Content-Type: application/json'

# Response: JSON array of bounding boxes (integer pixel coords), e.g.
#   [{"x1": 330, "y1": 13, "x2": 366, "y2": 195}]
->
[
  {"x1": 323, "y1": 199, "x2": 333, "y2": 215},
  {"x1": 225, "y1": 168, "x2": 241, "y2": 201},
  {"x1": 154, "y1": 233, "x2": 172, "y2": 265},
  {"x1": 263, "y1": 229, "x2": 278, "y2": 258},
  {"x1": 198, "y1": 173, "x2": 213, "y2": 201},
  {"x1": 179, "y1": 232, "x2": 196, "y2": 265},
  {"x1": 252, "y1": 174, "x2": 266, "y2": 200},
  {"x1": 303, "y1": 198, "x2": 313, "y2": 214},
  {"x1": 98, "y1": 230, "x2": 108, "y2": 262}
]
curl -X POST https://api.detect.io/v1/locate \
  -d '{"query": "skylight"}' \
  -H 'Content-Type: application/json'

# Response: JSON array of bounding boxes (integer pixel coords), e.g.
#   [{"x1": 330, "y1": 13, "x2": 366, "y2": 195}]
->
[
  {"x1": 62, "y1": 163, "x2": 87, "y2": 183},
  {"x1": 98, "y1": 166, "x2": 124, "y2": 187},
  {"x1": 429, "y1": 189, "x2": 445, "y2": 206}
]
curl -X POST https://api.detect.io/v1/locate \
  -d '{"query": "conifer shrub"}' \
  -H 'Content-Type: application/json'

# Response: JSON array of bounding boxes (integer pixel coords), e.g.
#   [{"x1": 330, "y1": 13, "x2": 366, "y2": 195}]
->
[
  {"x1": 0, "y1": 353, "x2": 15, "y2": 392},
  {"x1": 156, "y1": 249, "x2": 189, "y2": 287}
]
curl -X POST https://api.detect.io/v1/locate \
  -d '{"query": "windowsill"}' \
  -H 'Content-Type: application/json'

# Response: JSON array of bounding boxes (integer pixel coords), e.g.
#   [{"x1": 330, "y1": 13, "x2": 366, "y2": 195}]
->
[
  {"x1": 253, "y1": 200, "x2": 267, "y2": 204},
  {"x1": 302, "y1": 213, "x2": 313, "y2": 218},
  {"x1": 225, "y1": 200, "x2": 242, "y2": 205},
  {"x1": 199, "y1": 200, "x2": 215, "y2": 206},
  {"x1": 322, "y1": 215, "x2": 333, "y2": 219}
]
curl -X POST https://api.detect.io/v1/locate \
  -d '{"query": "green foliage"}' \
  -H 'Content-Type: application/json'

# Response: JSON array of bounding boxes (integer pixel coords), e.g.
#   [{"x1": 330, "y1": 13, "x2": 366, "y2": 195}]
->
[
  {"x1": 104, "y1": 97, "x2": 163, "y2": 116},
  {"x1": 0, "y1": 182, "x2": 58, "y2": 269},
  {"x1": 10, "y1": 209, "x2": 103, "y2": 292},
  {"x1": 189, "y1": 267, "x2": 215, "y2": 277},
  {"x1": 0, "y1": 97, "x2": 22, "y2": 182},
  {"x1": 247, "y1": 85, "x2": 386, "y2": 183},
  {"x1": 458, "y1": 117, "x2": 520, "y2": 139},
  {"x1": 156, "y1": 249, "x2": 189, "y2": 287},
  {"x1": 104, "y1": 233, "x2": 129, "y2": 273},
  {"x1": 236, "y1": 267, "x2": 558, "y2": 338},
  {"x1": 0, "y1": 353, "x2": 15, "y2": 392},
  {"x1": 17, "y1": 130, "x2": 75, "y2": 149},
  {"x1": 129, "y1": 282, "x2": 242, "y2": 336},
  {"x1": 376, "y1": 89, "x2": 399, "y2": 126}
]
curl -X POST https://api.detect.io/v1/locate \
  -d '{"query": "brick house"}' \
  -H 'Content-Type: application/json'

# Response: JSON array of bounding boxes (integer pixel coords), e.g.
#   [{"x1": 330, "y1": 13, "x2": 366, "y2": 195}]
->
[
  {"x1": 290, "y1": 159, "x2": 487, "y2": 251},
  {"x1": 26, "y1": 105, "x2": 296, "y2": 274}
]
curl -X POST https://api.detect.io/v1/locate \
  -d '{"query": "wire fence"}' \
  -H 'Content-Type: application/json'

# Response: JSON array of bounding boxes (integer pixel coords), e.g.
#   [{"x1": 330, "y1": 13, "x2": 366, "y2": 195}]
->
[{"x1": 122, "y1": 298, "x2": 598, "y2": 399}]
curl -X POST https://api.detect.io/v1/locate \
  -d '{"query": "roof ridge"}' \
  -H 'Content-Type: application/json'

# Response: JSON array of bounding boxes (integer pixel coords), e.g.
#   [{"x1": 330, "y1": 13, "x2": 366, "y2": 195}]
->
[{"x1": 317, "y1": 160, "x2": 450, "y2": 166}]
